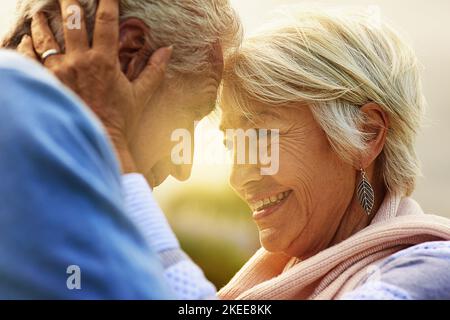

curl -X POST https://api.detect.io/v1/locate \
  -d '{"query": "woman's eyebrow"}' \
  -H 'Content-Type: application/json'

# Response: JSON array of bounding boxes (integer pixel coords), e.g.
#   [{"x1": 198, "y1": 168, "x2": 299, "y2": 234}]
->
[
  {"x1": 219, "y1": 109, "x2": 280, "y2": 131},
  {"x1": 248, "y1": 110, "x2": 280, "y2": 126},
  {"x1": 259, "y1": 109, "x2": 280, "y2": 119}
]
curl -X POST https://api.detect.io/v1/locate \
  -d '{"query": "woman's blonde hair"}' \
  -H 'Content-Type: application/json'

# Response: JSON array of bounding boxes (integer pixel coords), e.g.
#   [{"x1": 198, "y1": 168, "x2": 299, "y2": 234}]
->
[{"x1": 221, "y1": 6, "x2": 426, "y2": 196}]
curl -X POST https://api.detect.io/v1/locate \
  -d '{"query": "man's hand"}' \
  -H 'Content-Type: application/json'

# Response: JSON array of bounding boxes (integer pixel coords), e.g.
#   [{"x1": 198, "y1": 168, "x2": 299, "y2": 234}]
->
[{"x1": 17, "y1": 0, "x2": 172, "y2": 173}]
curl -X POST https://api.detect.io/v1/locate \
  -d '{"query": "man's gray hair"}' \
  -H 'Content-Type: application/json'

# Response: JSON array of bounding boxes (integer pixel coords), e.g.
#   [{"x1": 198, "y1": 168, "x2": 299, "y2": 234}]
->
[{"x1": 2, "y1": 0, "x2": 242, "y2": 75}]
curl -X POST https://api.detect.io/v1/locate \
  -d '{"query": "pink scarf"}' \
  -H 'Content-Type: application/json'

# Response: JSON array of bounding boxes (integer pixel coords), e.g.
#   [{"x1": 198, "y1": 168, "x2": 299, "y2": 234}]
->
[{"x1": 218, "y1": 193, "x2": 450, "y2": 299}]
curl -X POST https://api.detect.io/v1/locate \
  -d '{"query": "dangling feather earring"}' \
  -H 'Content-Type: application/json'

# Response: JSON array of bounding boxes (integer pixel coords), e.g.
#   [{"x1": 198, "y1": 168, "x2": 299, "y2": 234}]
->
[{"x1": 356, "y1": 168, "x2": 375, "y2": 215}]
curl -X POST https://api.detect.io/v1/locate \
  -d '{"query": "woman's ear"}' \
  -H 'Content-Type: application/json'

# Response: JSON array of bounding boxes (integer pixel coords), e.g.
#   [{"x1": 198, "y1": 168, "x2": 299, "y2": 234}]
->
[
  {"x1": 119, "y1": 18, "x2": 153, "y2": 81},
  {"x1": 359, "y1": 103, "x2": 390, "y2": 169}
]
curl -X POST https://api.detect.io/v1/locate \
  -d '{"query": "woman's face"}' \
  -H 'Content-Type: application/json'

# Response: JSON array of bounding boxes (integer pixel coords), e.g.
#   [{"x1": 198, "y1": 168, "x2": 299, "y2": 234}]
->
[{"x1": 220, "y1": 102, "x2": 357, "y2": 257}]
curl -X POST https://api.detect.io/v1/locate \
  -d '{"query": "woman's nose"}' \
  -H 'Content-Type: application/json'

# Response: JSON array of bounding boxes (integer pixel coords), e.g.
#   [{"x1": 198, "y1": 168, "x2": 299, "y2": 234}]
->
[{"x1": 229, "y1": 162, "x2": 263, "y2": 192}]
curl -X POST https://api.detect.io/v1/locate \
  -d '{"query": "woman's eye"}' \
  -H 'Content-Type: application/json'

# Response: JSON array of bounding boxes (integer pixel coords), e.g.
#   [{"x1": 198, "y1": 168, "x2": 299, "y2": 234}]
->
[
  {"x1": 256, "y1": 129, "x2": 273, "y2": 142},
  {"x1": 257, "y1": 129, "x2": 268, "y2": 140}
]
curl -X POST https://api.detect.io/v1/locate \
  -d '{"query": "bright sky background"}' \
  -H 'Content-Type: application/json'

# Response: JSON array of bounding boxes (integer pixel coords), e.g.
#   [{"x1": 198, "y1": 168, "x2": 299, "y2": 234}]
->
[{"x1": 1, "y1": 0, "x2": 449, "y2": 216}]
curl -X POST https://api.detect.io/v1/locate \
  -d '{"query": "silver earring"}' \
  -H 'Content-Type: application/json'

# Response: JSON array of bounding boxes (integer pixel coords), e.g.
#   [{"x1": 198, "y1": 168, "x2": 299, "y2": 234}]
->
[{"x1": 357, "y1": 168, "x2": 375, "y2": 215}]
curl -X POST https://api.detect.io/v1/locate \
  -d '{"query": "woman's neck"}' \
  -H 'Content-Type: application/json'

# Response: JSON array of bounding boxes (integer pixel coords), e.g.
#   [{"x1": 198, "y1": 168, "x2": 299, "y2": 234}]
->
[{"x1": 330, "y1": 163, "x2": 386, "y2": 246}]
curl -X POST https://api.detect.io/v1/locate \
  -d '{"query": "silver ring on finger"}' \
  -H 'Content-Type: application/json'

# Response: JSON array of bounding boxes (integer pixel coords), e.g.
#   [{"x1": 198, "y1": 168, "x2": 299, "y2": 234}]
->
[{"x1": 40, "y1": 48, "x2": 60, "y2": 62}]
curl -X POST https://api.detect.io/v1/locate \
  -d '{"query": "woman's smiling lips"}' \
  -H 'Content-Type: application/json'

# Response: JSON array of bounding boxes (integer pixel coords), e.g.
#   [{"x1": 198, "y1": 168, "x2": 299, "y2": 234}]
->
[{"x1": 247, "y1": 190, "x2": 293, "y2": 220}]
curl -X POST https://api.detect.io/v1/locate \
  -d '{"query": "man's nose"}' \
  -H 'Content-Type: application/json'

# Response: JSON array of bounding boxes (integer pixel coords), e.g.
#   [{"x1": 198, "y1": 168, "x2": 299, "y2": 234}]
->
[
  {"x1": 173, "y1": 163, "x2": 193, "y2": 182},
  {"x1": 172, "y1": 125, "x2": 195, "y2": 181}
]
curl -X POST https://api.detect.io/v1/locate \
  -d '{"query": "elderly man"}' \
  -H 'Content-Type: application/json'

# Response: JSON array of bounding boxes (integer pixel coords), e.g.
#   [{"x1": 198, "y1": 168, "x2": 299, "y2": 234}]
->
[{"x1": 0, "y1": 0, "x2": 241, "y2": 299}]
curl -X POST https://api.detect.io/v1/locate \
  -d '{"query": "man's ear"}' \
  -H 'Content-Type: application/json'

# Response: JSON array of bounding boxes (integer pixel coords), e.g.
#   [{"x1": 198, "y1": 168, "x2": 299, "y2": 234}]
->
[
  {"x1": 119, "y1": 18, "x2": 153, "y2": 81},
  {"x1": 359, "y1": 103, "x2": 390, "y2": 169}
]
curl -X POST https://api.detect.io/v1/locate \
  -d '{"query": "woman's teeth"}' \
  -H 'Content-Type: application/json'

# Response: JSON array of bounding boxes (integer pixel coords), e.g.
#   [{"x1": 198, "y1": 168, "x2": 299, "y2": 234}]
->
[{"x1": 250, "y1": 191, "x2": 291, "y2": 212}]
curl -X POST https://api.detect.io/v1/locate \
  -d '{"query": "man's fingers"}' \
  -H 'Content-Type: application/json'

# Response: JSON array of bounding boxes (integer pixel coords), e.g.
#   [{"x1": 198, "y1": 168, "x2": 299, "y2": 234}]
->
[
  {"x1": 17, "y1": 35, "x2": 38, "y2": 61},
  {"x1": 31, "y1": 13, "x2": 61, "y2": 55},
  {"x1": 31, "y1": 13, "x2": 63, "y2": 67},
  {"x1": 59, "y1": 0, "x2": 88, "y2": 52},
  {"x1": 133, "y1": 46, "x2": 173, "y2": 103},
  {"x1": 93, "y1": 0, "x2": 119, "y2": 53}
]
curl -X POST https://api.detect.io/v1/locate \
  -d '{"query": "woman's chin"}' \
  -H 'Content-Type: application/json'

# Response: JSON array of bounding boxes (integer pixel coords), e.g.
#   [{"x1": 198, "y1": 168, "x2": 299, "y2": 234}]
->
[{"x1": 259, "y1": 228, "x2": 290, "y2": 253}]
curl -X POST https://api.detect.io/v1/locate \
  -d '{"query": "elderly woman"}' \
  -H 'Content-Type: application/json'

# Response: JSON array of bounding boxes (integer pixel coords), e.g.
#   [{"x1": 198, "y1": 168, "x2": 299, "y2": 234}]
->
[{"x1": 217, "y1": 8, "x2": 450, "y2": 299}]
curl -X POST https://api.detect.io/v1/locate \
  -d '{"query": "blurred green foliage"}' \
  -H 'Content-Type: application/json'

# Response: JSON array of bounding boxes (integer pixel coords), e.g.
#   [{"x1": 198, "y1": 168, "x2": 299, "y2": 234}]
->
[{"x1": 157, "y1": 184, "x2": 260, "y2": 289}]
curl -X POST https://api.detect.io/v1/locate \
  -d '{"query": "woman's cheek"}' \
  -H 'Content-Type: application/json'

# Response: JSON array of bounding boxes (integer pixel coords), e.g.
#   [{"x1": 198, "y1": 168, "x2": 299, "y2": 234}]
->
[
  {"x1": 273, "y1": 139, "x2": 297, "y2": 180},
  {"x1": 277, "y1": 138, "x2": 311, "y2": 181}
]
